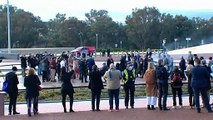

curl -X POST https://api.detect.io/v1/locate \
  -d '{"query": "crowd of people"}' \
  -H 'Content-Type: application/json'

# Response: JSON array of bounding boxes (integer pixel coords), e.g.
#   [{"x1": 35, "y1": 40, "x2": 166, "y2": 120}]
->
[{"x1": 4, "y1": 49, "x2": 213, "y2": 117}]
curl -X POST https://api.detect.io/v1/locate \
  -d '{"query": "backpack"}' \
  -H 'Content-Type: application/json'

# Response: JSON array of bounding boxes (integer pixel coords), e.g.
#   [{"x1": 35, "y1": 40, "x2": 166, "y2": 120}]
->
[
  {"x1": 171, "y1": 73, "x2": 183, "y2": 88},
  {"x1": 2, "y1": 79, "x2": 9, "y2": 92}
]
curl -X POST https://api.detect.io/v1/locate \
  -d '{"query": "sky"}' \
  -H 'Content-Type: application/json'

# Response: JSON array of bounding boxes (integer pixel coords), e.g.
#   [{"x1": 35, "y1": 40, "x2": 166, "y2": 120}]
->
[{"x1": 1, "y1": 0, "x2": 213, "y2": 22}]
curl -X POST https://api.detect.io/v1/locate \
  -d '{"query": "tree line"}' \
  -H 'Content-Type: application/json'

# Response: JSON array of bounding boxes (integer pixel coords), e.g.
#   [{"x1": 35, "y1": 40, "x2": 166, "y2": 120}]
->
[{"x1": 0, "y1": 5, "x2": 213, "y2": 50}]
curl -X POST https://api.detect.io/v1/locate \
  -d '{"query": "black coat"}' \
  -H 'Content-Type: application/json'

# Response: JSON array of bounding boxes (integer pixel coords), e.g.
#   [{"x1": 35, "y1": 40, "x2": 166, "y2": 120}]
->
[
  {"x1": 88, "y1": 71, "x2": 104, "y2": 92},
  {"x1": 6, "y1": 72, "x2": 19, "y2": 93},
  {"x1": 61, "y1": 71, "x2": 74, "y2": 93},
  {"x1": 20, "y1": 56, "x2": 27, "y2": 68},
  {"x1": 24, "y1": 75, "x2": 41, "y2": 98}
]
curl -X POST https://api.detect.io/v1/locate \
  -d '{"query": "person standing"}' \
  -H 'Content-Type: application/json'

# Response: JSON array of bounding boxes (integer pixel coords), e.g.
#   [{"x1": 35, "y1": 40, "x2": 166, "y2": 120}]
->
[
  {"x1": 88, "y1": 65, "x2": 104, "y2": 111},
  {"x1": 123, "y1": 63, "x2": 136, "y2": 109},
  {"x1": 42, "y1": 58, "x2": 49, "y2": 82},
  {"x1": 20, "y1": 55, "x2": 27, "y2": 77},
  {"x1": 107, "y1": 55, "x2": 114, "y2": 68},
  {"x1": 107, "y1": 48, "x2": 111, "y2": 57},
  {"x1": 24, "y1": 68, "x2": 41, "y2": 117},
  {"x1": 79, "y1": 56, "x2": 88, "y2": 83},
  {"x1": 179, "y1": 56, "x2": 186, "y2": 80},
  {"x1": 185, "y1": 59, "x2": 194, "y2": 109},
  {"x1": 6, "y1": 66, "x2": 20, "y2": 115},
  {"x1": 87, "y1": 56, "x2": 95, "y2": 72},
  {"x1": 50, "y1": 57, "x2": 57, "y2": 82},
  {"x1": 156, "y1": 59, "x2": 170, "y2": 111},
  {"x1": 143, "y1": 62, "x2": 158, "y2": 110},
  {"x1": 103, "y1": 63, "x2": 121, "y2": 112},
  {"x1": 61, "y1": 67, "x2": 75, "y2": 113},
  {"x1": 170, "y1": 66, "x2": 183, "y2": 109},
  {"x1": 190, "y1": 58, "x2": 212, "y2": 113}
]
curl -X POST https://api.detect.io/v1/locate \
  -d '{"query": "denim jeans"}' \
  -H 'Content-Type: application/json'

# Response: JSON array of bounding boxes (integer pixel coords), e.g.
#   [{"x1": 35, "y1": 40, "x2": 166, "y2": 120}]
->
[
  {"x1": 158, "y1": 82, "x2": 168, "y2": 109},
  {"x1": 26, "y1": 96, "x2": 39, "y2": 114},
  {"x1": 108, "y1": 88, "x2": 120, "y2": 110}
]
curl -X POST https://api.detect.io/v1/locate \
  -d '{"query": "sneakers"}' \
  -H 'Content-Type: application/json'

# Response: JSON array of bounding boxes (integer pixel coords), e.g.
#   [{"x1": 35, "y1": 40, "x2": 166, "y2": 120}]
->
[
  {"x1": 179, "y1": 105, "x2": 183, "y2": 109},
  {"x1": 172, "y1": 106, "x2": 177, "y2": 109},
  {"x1": 108, "y1": 108, "x2": 119, "y2": 112},
  {"x1": 108, "y1": 109, "x2": 113, "y2": 112}
]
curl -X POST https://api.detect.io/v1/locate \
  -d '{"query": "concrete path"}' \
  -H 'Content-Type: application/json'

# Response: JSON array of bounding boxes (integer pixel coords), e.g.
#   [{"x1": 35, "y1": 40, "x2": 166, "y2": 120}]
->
[{"x1": 1, "y1": 96, "x2": 213, "y2": 120}]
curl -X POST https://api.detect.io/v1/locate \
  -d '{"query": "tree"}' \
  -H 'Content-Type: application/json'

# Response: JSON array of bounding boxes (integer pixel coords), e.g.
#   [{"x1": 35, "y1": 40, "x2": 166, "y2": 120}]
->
[
  {"x1": 125, "y1": 7, "x2": 161, "y2": 49},
  {"x1": 85, "y1": 9, "x2": 120, "y2": 49},
  {"x1": 0, "y1": 5, "x2": 46, "y2": 48}
]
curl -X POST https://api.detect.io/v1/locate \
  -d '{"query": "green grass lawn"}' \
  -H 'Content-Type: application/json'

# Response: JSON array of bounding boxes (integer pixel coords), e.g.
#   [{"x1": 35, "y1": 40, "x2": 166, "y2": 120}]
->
[{"x1": 5, "y1": 84, "x2": 208, "y2": 103}]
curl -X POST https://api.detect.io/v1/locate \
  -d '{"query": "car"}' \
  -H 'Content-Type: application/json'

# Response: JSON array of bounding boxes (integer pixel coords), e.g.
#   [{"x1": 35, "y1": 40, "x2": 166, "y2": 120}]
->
[{"x1": 71, "y1": 46, "x2": 96, "y2": 57}]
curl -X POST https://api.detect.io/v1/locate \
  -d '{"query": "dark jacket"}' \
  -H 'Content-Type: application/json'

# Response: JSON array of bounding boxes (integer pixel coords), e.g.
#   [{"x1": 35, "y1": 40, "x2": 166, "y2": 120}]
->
[
  {"x1": 61, "y1": 71, "x2": 75, "y2": 93},
  {"x1": 20, "y1": 56, "x2": 27, "y2": 68},
  {"x1": 79, "y1": 59, "x2": 88, "y2": 74},
  {"x1": 156, "y1": 65, "x2": 169, "y2": 84},
  {"x1": 190, "y1": 65, "x2": 211, "y2": 89},
  {"x1": 88, "y1": 71, "x2": 104, "y2": 92},
  {"x1": 107, "y1": 58, "x2": 114, "y2": 68},
  {"x1": 87, "y1": 58, "x2": 95, "y2": 72},
  {"x1": 170, "y1": 70, "x2": 183, "y2": 88},
  {"x1": 179, "y1": 59, "x2": 186, "y2": 71},
  {"x1": 24, "y1": 74, "x2": 41, "y2": 98},
  {"x1": 6, "y1": 72, "x2": 19, "y2": 93}
]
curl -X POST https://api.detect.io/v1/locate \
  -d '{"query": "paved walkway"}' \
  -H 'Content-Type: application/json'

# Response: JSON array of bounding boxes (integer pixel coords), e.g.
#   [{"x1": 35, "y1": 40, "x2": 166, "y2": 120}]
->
[{"x1": 1, "y1": 96, "x2": 213, "y2": 120}]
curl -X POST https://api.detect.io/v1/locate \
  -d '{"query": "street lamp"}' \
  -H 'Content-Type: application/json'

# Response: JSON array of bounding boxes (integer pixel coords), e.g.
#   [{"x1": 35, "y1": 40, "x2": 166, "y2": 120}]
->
[
  {"x1": 7, "y1": 0, "x2": 11, "y2": 53},
  {"x1": 186, "y1": 37, "x2": 191, "y2": 48},
  {"x1": 78, "y1": 32, "x2": 83, "y2": 46},
  {"x1": 96, "y1": 33, "x2": 98, "y2": 49},
  {"x1": 120, "y1": 41, "x2": 122, "y2": 50},
  {"x1": 174, "y1": 38, "x2": 178, "y2": 49}
]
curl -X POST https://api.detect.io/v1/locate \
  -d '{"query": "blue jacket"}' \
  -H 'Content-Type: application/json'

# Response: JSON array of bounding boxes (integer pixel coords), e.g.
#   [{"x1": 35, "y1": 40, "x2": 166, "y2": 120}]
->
[
  {"x1": 190, "y1": 65, "x2": 211, "y2": 89},
  {"x1": 156, "y1": 65, "x2": 169, "y2": 84}
]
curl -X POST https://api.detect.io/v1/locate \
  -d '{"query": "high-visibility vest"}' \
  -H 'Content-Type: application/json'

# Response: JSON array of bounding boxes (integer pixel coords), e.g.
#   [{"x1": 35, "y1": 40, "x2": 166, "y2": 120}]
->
[{"x1": 123, "y1": 69, "x2": 136, "y2": 84}]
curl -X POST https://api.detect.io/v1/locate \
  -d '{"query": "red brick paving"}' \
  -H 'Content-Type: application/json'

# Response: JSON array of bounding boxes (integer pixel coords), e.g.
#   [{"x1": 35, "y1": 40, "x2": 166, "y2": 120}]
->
[{"x1": 0, "y1": 107, "x2": 212, "y2": 120}]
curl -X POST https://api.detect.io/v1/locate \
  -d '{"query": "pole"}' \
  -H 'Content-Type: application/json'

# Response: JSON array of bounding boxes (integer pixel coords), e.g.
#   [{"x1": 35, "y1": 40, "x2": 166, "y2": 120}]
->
[
  {"x1": 96, "y1": 33, "x2": 98, "y2": 49},
  {"x1": 79, "y1": 32, "x2": 83, "y2": 46},
  {"x1": 174, "y1": 38, "x2": 178, "y2": 50},
  {"x1": 7, "y1": 0, "x2": 11, "y2": 53}
]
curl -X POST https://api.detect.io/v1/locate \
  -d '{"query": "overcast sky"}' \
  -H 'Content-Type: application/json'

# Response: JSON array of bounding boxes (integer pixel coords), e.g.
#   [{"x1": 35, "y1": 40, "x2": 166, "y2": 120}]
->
[{"x1": 1, "y1": 0, "x2": 213, "y2": 22}]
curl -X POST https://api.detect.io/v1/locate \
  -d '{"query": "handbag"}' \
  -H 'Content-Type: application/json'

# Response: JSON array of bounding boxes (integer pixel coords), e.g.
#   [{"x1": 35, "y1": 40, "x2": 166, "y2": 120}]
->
[{"x1": 2, "y1": 80, "x2": 9, "y2": 92}]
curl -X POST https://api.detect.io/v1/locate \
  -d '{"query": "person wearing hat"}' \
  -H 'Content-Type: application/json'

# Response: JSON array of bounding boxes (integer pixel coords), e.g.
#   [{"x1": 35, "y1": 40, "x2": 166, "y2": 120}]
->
[
  {"x1": 123, "y1": 63, "x2": 136, "y2": 109},
  {"x1": 5, "y1": 66, "x2": 20, "y2": 115}
]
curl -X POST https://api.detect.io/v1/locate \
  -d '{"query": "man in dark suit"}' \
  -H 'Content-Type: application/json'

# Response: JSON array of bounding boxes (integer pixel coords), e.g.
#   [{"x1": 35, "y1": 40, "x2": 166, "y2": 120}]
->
[
  {"x1": 190, "y1": 58, "x2": 212, "y2": 113},
  {"x1": 6, "y1": 66, "x2": 20, "y2": 115}
]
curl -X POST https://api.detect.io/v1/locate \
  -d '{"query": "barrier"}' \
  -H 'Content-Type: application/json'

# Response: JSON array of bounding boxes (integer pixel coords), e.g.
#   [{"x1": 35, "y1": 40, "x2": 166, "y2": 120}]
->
[
  {"x1": 0, "y1": 53, "x2": 20, "y2": 60},
  {"x1": 0, "y1": 92, "x2": 6, "y2": 116}
]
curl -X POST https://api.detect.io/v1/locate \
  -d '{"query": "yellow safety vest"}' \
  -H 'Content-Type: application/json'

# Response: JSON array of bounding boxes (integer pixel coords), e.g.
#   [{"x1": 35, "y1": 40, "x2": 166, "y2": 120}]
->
[{"x1": 123, "y1": 69, "x2": 136, "y2": 84}]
